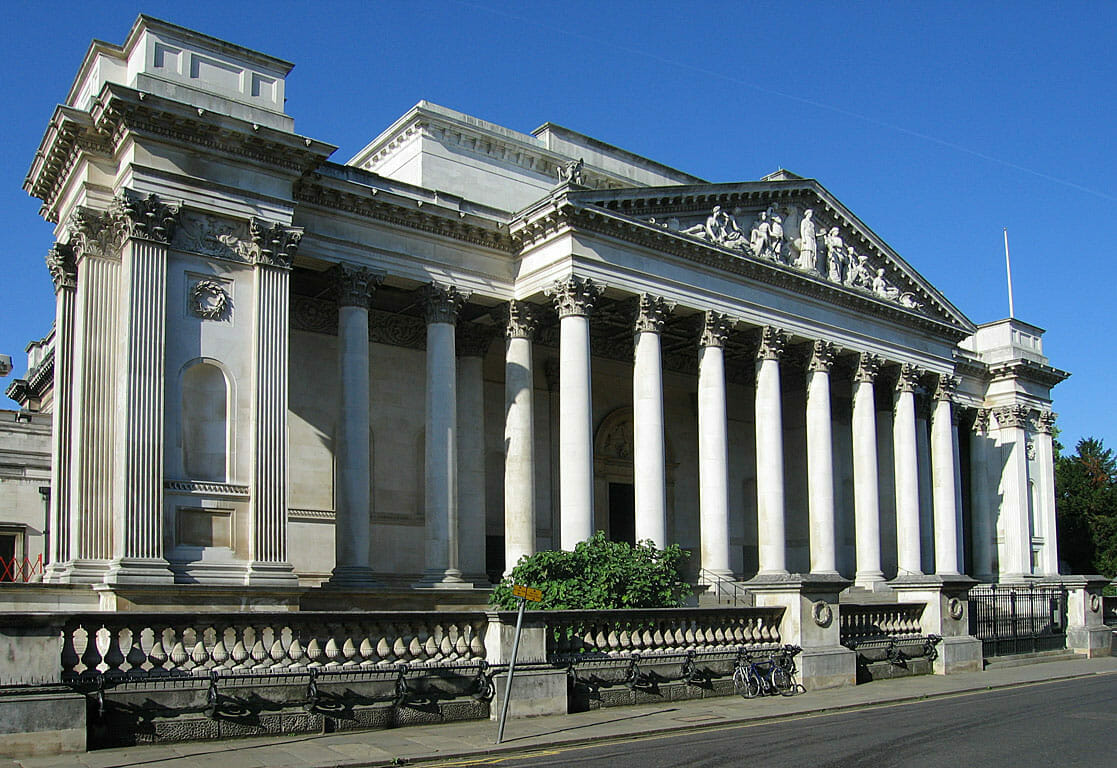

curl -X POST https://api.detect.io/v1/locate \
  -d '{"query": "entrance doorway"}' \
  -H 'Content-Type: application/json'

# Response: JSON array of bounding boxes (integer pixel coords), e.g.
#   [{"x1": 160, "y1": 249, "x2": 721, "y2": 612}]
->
[{"x1": 608, "y1": 482, "x2": 635, "y2": 545}]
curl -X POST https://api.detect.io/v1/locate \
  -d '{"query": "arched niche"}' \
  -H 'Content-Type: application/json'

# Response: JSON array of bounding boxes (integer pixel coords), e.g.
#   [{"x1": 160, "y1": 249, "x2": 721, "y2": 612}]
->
[{"x1": 180, "y1": 358, "x2": 233, "y2": 482}]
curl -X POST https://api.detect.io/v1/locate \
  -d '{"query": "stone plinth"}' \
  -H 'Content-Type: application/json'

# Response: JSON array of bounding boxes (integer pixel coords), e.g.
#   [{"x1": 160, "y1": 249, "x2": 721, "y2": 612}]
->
[
  {"x1": 745, "y1": 573, "x2": 857, "y2": 690},
  {"x1": 890, "y1": 574, "x2": 981, "y2": 674},
  {"x1": 1046, "y1": 575, "x2": 1112, "y2": 658}
]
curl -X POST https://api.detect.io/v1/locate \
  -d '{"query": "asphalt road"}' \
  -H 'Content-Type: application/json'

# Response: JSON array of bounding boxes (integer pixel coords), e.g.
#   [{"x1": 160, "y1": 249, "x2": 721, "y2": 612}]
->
[{"x1": 445, "y1": 675, "x2": 1117, "y2": 768}]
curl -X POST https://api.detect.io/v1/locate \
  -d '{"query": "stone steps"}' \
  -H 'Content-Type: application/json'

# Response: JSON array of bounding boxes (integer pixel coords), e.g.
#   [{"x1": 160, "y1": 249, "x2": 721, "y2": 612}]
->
[{"x1": 983, "y1": 649, "x2": 1081, "y2": 670}]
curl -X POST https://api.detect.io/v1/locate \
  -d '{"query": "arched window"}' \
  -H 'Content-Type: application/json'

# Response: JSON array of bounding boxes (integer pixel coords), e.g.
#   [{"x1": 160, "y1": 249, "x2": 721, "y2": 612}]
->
[{"x1": 182, "y1": 361, "x2": 229, "y2": 481}]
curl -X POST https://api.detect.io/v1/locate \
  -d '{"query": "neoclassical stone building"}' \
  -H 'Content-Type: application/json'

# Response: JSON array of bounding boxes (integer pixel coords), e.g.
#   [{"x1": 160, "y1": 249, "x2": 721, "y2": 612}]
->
[{"x1": 21, "y1": 16, "x2": 1067, "y2": 600}]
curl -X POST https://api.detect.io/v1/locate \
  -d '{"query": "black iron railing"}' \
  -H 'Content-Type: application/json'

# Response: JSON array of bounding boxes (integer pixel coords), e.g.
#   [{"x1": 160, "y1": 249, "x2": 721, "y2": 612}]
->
[{"x1": 968, "y1": 584, "x2": 1068, "y2": 657}]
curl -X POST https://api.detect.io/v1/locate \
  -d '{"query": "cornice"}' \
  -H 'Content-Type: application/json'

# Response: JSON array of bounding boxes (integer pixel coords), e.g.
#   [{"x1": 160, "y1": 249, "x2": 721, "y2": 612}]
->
[
  {"x1": 987, "y1": 358, "x2": 1071, "y2": 389},
  {"x1": 294, "y1": 175, "x2": 515, "y2": 252},
  {"x1": 24, "y1": 106, "x2": 114, "y2": 223}
]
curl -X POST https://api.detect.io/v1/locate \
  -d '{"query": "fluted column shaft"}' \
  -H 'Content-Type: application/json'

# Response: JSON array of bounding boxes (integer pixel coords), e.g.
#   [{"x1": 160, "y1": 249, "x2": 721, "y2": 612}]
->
[
  {"x1": 107, "y1": 194, "x2": 183, "y2": 585},
  {"x1": 245, "y1": 220, "x2": 302, "y2": 585},
  {"x1": 503, "y1": 302, "x2": 537, "y2": 575},
  {"x1": 44, "y1": 244, "x2": 77, "y2": 580},
  {"x1": 698, "y1": 312, "x2": 731, "y2": 579},
  {"x1": 457, "y1": 323, "x2": 492, "y2": 583},
  {"x1": 806, "y1": 341, "x2": 837, "y2": 575},
  {"x1": 1034, "y1": 412, "x2": 1060, "y2": 577},
  {"x1": 633, "y1": 295, "x2": 672, "y2": 547},
  {"x1": 893, "y1": 365, "x2": 922, "y2": 576},
  {"x1": 328, "y1": 265, "x2": 381, "y2": 588},
  {"x1": 418, "y1": 283, "x2": 468, "y2": 586},
  {"x1": 852, "y1": 353, "x2": 884, "y2": 587},
  {"x1": 931, "y1": 376, "x2": 960, "y2": 575},
  {"x1": 755, "y1": 327, "x2": 788, "y2": 576},
  {"x1": 969, "y1": 410, "x2": 994, "y2": 580},
  {"x1": 995, "y1": 405, "x2": 1033, "y2": 580},
  {"x1": 550, "y1": 277, "x2": 601, "y2": 550}
]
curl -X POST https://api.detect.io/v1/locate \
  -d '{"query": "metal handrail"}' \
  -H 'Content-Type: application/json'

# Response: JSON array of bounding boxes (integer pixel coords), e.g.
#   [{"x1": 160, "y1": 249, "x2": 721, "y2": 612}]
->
[{"x1": 698, "y1": 569, "x2": 750, "y2": 606}]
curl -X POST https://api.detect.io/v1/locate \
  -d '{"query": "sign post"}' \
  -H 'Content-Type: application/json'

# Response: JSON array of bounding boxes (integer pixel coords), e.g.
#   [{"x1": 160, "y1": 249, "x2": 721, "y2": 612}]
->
[{"x1": 495, "y1": 584, "x2": 542, "y2": 744}]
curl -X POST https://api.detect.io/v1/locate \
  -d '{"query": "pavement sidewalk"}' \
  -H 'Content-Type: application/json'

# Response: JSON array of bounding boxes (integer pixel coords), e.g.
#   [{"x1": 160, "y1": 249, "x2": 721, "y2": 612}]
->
[{"x1": 10, "y1": 656, "x2": 1117, "y2": 768}]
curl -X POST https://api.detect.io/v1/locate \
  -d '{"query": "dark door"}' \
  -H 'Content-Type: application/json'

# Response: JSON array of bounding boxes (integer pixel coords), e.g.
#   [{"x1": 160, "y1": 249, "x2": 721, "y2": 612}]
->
[{"x1": 608, "y1": 482, "x2": 636, "y2": 545}]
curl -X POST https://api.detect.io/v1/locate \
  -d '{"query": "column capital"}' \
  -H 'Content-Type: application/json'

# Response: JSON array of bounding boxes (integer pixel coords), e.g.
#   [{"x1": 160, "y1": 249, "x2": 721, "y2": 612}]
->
[
  {"x1": 757, "y1": 326, "x2": 788, "y2": 361},
  {"x1": 109, "y1": 190, "x2": 180, "y2": 244},
  {"x1": 634, "y1": 294, "x2": 675, "y2": 334},
  {"x1": 699, "y1": 311, "x2": 732, "y2": 348},
  {"x1": 248, "y1": 218, "x2": 303, "y2": 269},
  {"x1": 45, "y1": 243, "x2": 77, "y2": 291},
  {"x1": 1034, "y1": 410, "x2": 1057, "y2": 434},
  {"x1": 993, "y1": 404, "x2": 1030, "y2": 429},
  {"x1": 933, "y1": 373, "x2": 959, "y2": 402},
  {"x1": 330, "y1": 263, "x2": 383, "y2": 308},
  {"x1": 896, "y1": 363, "x2": 922, "y2": 393},
  {"x1": 548, "y1": 276, "x2": 602, "y2": 318},
  {"x1": 422, "y1": 282, "x2": 468, "y2": 325},
  {"x1": 973, "y1": 407, "x2": 992, "y2": 434},
  {"x1": 807, "y1": 340, "x2": 837, "y2": 373},
  {"x1": 501, "y1": 300, "x2": 538, "y2": 340},
  {"x1": 67, "y1": 206, "x2": 121, "y2": 260},
  {"x1": 457, "y1": 321, "x2": 496, "y2": 357},
  {"x1": 853, "y1": 352, "x2": 883, "y2": 383}
]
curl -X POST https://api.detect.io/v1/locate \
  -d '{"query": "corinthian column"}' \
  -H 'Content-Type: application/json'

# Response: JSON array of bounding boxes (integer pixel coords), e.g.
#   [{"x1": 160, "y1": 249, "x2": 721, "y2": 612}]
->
[
  {"x1": 417, "y1": 283, "x2": 469, "y2": 587},
  {"x1": 852, "y1": 352, "x2": 884, "y2": 587},
  {"x1": 43, "y1": 244, "x2": 77, "y2": 581},
  {"x1": 806, "y1": 340, "x2": 838, "y2": 575},
  {"x1": 457, "y1": 321, "x2": 494, "y2": 584},
  {"x1": 893, "y1": 364, "x2": 923, "y2": 577},
  {"x1": 107, "y1": 192, "x2": 180, "y2": 585},
  {"x1": 244, "y1": 219, "x2": 302, "y2": 585},
  {"x1": 327, "y1": 264, "x2": 382, "y2": 588},
  {"x1": 1033, "y1": 411, "x2": 1059, "y2": 576},
  {"x1": 755, "y1": 326, "x2": 789, "y2": 576},
  {"x1": 633, "y1": 294, "x2": 674, "y2": 547},
  {"x1": 969, "y1": 409, "x2": 994, "y2": 580},
  {"x1": 931, "y1": 375, "x2": 960, "y2": 576},
  {"x1": 503, "y1": 302, "x2": 537, "y2": 575},
  {"x1": 548, "y1": 276, "x2": 602, "y2": 550},
  {"x1": 698, "y1": 311, "x2": 732, "y2": 580},
  {"x1": 994, "y1": 404, "x2": 1032, "y2": 581}
]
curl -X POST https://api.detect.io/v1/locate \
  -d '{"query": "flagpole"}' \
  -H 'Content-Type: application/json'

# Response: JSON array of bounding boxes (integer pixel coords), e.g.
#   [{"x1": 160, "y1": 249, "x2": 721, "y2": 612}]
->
[{"x1": 1003, "y1": 227, "x2": 1015, "y2": 319}]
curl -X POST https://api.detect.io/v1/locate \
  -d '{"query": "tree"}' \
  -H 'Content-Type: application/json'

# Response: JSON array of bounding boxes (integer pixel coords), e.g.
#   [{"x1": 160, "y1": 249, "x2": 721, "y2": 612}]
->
[
  {"x1": 1056, "y1": 437, "x2": 1117, "y2": 578},
  {"x1": 489, "y1": 532, "x2": 691, "y2": 610}
]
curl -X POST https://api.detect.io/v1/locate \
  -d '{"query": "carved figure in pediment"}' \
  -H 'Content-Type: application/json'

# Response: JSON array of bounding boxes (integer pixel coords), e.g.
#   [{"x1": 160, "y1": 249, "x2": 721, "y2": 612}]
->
[
  {"x1": 749, "y1": 210, "x2": 771, "y2": 256},
  {"x1": 872, "y1": 268, "x2": 900, "y2": 300},
  {"x1": 846, "y1": 249, "x2": 873, "y2": 289},
  {"x1": 793, "y1": 208, "x2": 818, "y2": 271},
  {"x1": 768, "y1": 213, "x2": 785, "y2": 262},
  {"x1": 558, "y1": 158, "x2": 585, "y2": 185},
  {"x1": 706, "y1": 205, "x2": 747, "y2": 248},
  {"x1": 898, "y1": 292, "x2": 923, "y2": 310},
  {"x1": 824, "y1": 226, "x2": 845, "y2": 282}
]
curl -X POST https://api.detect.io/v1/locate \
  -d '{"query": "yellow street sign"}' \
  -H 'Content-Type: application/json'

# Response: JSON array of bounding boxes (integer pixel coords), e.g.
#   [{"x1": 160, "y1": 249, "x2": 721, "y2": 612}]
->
[{"x1": 512, "y1": 584, "x2": 542, "y2": 602}]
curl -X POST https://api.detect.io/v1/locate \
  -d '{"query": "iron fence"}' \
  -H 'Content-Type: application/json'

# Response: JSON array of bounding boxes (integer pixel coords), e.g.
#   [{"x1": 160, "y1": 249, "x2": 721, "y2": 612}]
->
[{"x1": 968, "y1": 584, "x2": 1067, "y2": 657}]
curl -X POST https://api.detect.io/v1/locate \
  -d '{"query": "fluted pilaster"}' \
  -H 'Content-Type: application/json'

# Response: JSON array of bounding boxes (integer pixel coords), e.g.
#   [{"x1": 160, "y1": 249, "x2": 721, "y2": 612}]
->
[{"x1": 43, "y1": 244, "x2": 77, "y2": 580}]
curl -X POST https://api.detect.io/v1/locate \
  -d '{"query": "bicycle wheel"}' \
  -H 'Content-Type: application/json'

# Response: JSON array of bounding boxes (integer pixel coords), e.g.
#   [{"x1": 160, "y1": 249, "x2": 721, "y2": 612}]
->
[
  {"x1": 772, "y1": 665, "x2": 793, "y2": 695},
  {"x1": 744, "y1": 669, "x2": 762, "y2": 698},
  {"x1": 732, "y1": 666, "x2": 748, "y2": 697}
]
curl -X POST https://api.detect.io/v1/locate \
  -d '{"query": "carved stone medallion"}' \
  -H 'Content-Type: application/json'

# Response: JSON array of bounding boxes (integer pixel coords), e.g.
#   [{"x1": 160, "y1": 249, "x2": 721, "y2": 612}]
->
[{"x1": 189, "y1": 280, "x2": 230, "y2": 320}]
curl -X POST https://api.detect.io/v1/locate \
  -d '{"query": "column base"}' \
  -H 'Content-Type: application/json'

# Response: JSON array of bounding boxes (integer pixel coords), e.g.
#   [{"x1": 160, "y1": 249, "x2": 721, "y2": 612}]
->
[
  {"x1": 104, "y1": 557, "x2": 174, "y2": 585},
  {"x1": 324, "y1": 566, "x2": 385, "y2": 590},
  {"x1": 854, "y1": 570, "x2": 887, "y2": 590},
  {"x1": 413, "y1": 568, "x2": 472, "y2": 589},
  {"x1": 244, "y1": 560, "x2": 299, "y2": 587},
  {"x1": 45, "y1": 559, "x2": 110, "y2": 584}
]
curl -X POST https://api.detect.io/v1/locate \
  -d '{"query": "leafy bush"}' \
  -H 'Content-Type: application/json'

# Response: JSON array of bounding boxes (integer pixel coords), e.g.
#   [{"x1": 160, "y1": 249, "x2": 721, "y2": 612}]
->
[{"x1": 489, "y1": 532, "x2": 691, "y2": 610}]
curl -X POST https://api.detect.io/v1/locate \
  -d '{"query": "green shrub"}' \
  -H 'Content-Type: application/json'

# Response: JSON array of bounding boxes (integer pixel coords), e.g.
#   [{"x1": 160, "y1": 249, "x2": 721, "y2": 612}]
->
[{"x1": 489, "y1": 531, "x2": 691, "y2": 610}]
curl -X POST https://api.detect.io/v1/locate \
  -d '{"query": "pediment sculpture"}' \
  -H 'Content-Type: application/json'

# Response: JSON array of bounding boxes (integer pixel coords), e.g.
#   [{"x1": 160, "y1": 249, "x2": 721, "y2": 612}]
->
[{"x1": 657, "y1": 203, "x2": 924, "y2": 312}]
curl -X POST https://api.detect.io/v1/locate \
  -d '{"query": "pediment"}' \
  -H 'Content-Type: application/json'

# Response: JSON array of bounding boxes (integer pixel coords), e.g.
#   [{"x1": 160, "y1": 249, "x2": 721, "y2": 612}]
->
[{"x1": 564, "y1": 180, "x2": 975, "y2": 336}]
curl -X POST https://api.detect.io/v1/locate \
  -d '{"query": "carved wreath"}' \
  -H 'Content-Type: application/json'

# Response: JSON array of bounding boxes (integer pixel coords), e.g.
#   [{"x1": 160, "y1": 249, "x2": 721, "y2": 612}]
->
[
  {"x1": 812, "y1": 600, "x2": 833, "y2": 628},
  {"x1": 948, "y1": 598, "x2": 965, "y2": 621},
  {"x1": 1090, "y1": 594, "x2": 1101, "y2": 613},
  {"x1": 190, "y1": 280, "x2": 230, "y2": 320}
]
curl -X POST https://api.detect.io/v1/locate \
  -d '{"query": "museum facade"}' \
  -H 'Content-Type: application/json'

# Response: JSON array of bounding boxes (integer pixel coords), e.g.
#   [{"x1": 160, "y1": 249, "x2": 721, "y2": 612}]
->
[{"x1": 17, "y1": 16, "x2": 1068, "y2": 598}]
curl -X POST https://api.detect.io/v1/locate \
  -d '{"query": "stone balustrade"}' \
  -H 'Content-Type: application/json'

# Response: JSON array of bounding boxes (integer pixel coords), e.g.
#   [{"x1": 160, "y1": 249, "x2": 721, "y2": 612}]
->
[
  {"x1": 61, "y1": 611, "x2": 488, "y2": 678},
  {"x1": 542, "y1": 607, "x2": 784, "y2": 661},
  {"x1": 839, "y1": 604, "x2": 925, "y2": 646}
]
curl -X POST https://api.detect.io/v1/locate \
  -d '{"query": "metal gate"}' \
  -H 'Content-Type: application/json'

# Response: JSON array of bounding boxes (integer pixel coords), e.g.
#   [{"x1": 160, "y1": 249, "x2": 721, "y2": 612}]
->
[{"x1": 968, "y1": 584, "x2": 1068, "y2": 657}]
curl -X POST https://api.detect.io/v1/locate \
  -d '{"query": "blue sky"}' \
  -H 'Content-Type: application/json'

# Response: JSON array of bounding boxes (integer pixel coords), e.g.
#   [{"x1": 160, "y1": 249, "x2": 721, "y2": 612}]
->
[{"x1": 1, "y1": 1, "x2": 1113, "y2": 452}]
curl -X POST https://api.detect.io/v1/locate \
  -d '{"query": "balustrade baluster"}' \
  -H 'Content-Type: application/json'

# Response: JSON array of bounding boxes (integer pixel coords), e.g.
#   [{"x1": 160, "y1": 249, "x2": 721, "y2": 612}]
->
[{"x1": 61, "y1": 623, "x2": 81, "y2": 677}]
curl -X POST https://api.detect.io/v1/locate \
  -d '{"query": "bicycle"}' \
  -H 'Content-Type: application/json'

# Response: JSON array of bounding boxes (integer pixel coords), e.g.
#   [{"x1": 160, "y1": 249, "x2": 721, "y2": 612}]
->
[{"x1": 733, "y1": 645, "x2": 802, "y2": 698}]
